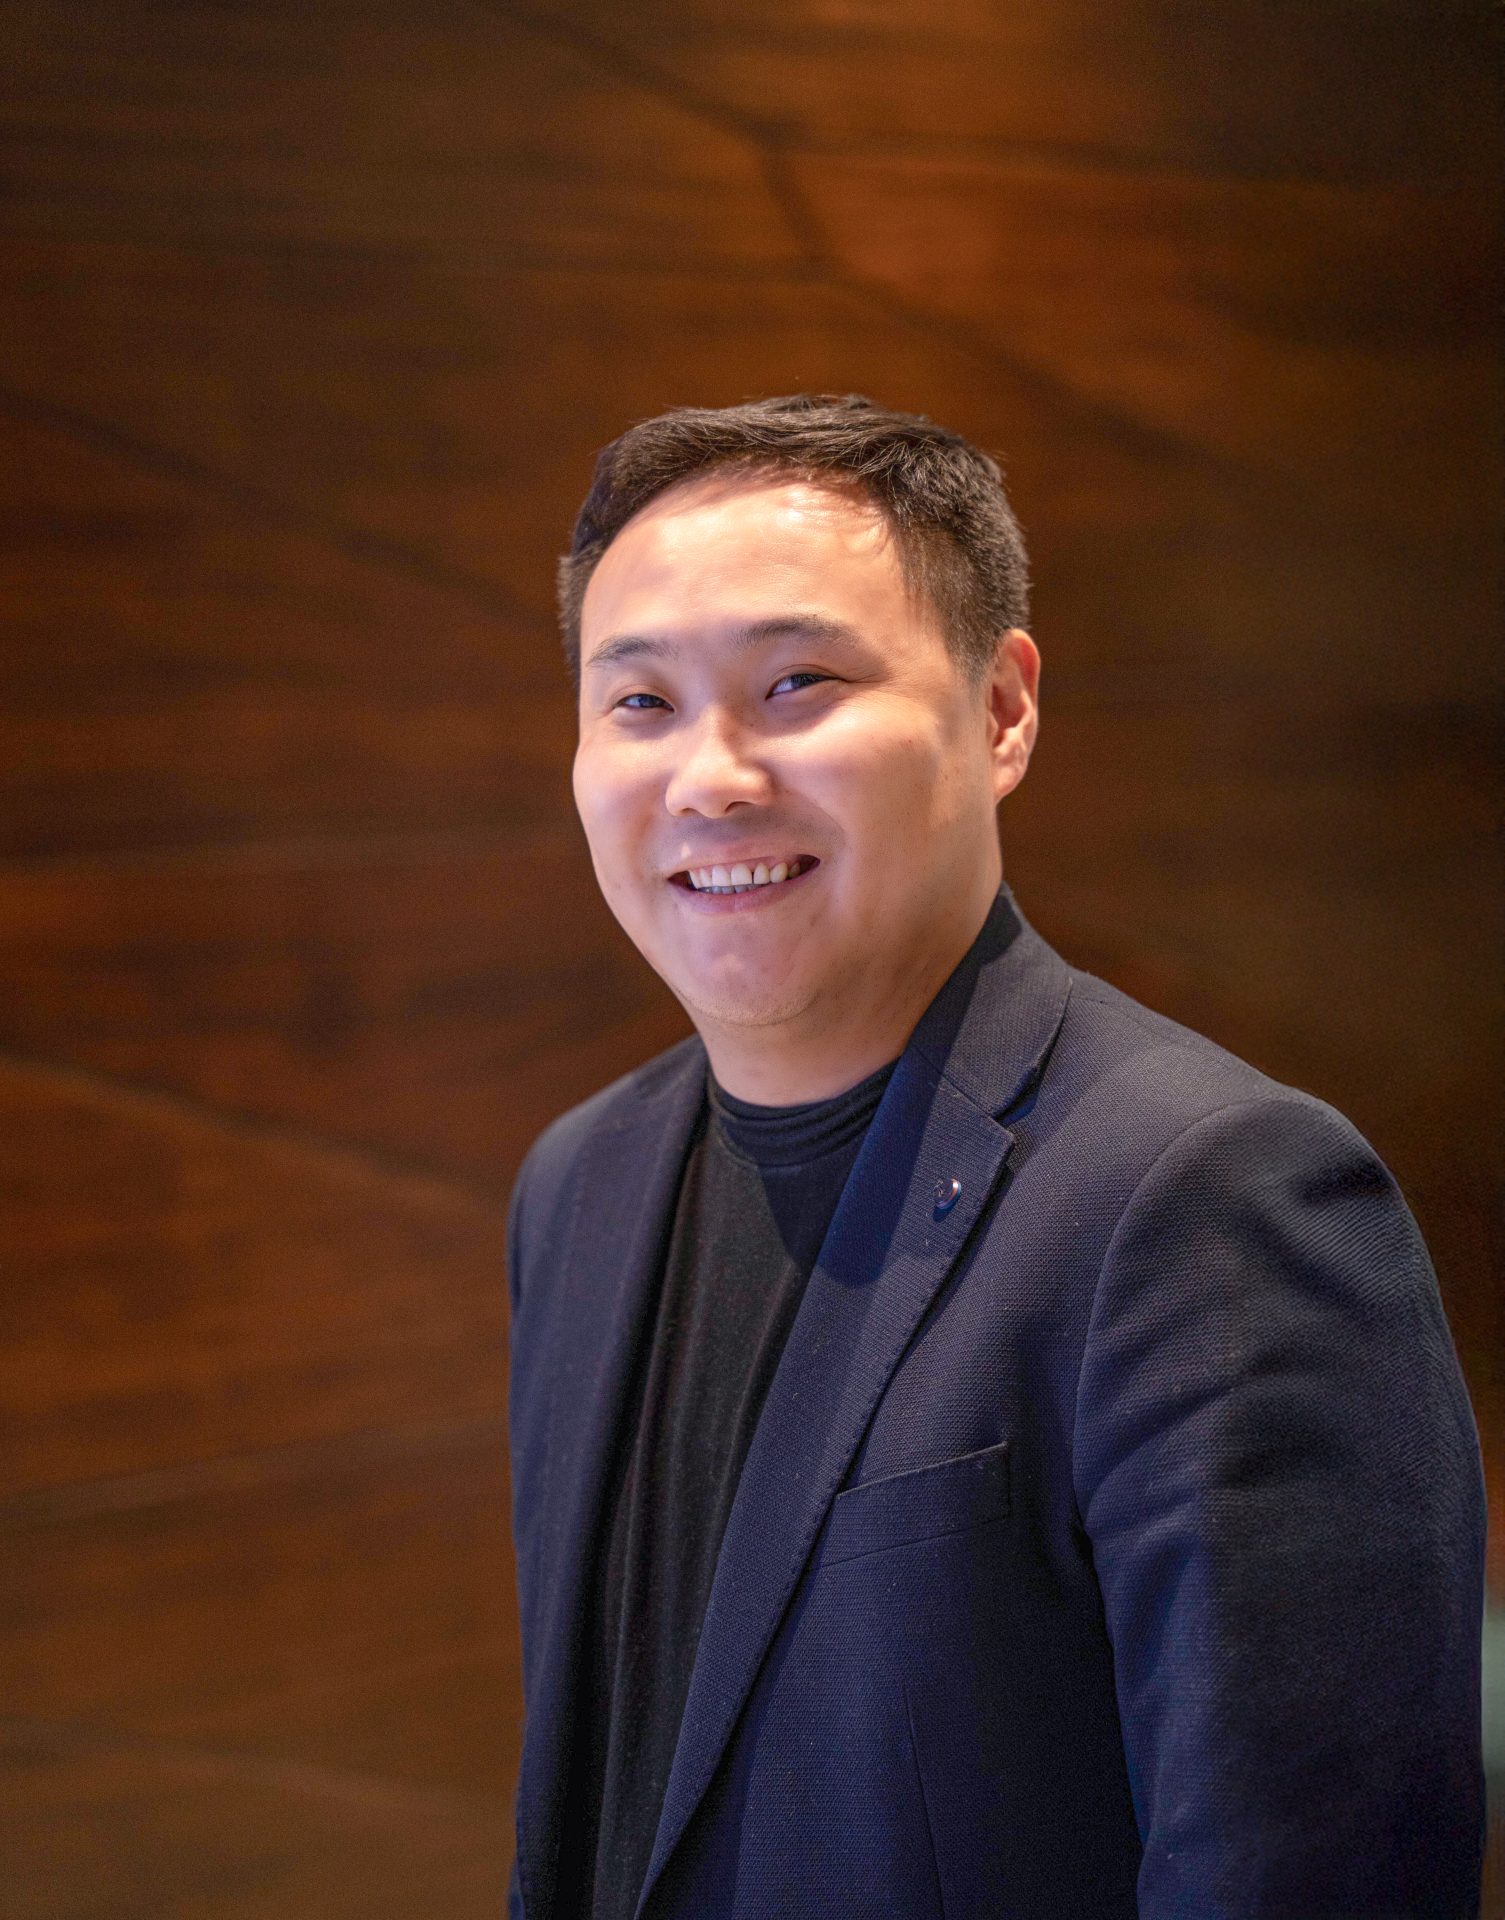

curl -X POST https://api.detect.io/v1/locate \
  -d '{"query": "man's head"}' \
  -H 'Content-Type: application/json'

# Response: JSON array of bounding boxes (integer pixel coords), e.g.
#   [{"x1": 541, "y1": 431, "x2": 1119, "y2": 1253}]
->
[
  {"x1": 563, "y1": 393, "x2": 1041, "y2": 1101},
  {"x1": 559, "y1": 392, "x2": 1028, "y2": 694}
]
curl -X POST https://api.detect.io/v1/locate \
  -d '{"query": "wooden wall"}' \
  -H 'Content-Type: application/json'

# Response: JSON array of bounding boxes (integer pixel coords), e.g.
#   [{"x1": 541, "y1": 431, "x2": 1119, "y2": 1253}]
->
[{"x1": 2, "y1": 3, "x2": 1498, "y2": 1912}]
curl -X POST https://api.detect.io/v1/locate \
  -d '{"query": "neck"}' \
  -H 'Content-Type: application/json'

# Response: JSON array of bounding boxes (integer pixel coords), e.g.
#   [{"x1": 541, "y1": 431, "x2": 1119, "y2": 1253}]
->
[{"x1": 695, "y1": 860, "x2": 1003, "y2": 1106}]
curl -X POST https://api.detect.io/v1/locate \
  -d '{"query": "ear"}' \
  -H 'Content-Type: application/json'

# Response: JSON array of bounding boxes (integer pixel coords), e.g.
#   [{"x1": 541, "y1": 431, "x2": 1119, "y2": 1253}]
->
[{"x1": 985, "y1": 628, "x2": 1040, "y2": 804}]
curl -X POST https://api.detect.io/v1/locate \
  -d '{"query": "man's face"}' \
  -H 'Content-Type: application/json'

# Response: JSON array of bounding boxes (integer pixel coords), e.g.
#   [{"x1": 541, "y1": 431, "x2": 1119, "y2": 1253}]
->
[{"x1": 572, "y1": 469, "x2": 1031, "y2": 1042}]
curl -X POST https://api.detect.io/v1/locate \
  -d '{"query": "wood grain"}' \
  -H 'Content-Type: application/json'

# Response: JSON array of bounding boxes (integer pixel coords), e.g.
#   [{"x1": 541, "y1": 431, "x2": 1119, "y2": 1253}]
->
[
  {"x1": 2, "y1": 1425, "x2": 513, "y2": 1741},
  {"x1": 0, "y1": 406, "x2": 570, "y2": 857},
  {"x1": 0, "y1": 1062, "x2": 509, "y2": 1494},
  {"x1": 0, "y1": 1714, "x2": 509, "y2": 1920},
  {"x1": 792, "y1": 151, "x2": 1502, "y2": 534},
  {"x1": 4, "y1": 0, "x2": 800, "y2": 269},
  {"x1": 0, "y1": 836, "x2": 687, "y2": 1192},
  {"x1": 537, "y1": 0, "x2": 1494, "y2": 182}
]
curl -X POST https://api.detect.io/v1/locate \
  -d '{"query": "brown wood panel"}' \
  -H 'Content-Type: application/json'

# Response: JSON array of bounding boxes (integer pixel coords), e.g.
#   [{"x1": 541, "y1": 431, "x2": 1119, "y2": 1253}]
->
[
  {"x1": 1, "y1": 1425, "x2": 518, "y2": 1902},
  {"x1": 0, "y1": 1062, "x2": 508, "y2": 1494},
  {"x1": 1, "y1": 1424, "x2": 515, "y2": 1767},
  {"x1": 538, "y1": 0, "x2": 1494, "y2": 182},
  {"x1": 0, "y1": 1716, "x2": 507, "y2": 1920},
  {"x1": 0, "y1": 836, "x2": 687, "y2": 1194},
  {"x1": 0, "y1": 407, "x2": 570, "y2": 857},
  {"x1": 792, "y1": 150, "x2": 1502, "y2": 542},
  {"x1": 150, "y1": 1640, "x2": 520, "y2": 1797},
  {"x1": 3, "y1": 0, "x2": 799, "y2": 270}
]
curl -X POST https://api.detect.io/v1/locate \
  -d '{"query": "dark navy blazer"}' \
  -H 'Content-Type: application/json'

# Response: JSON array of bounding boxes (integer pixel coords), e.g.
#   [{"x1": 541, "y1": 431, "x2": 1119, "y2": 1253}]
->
[{"x1": 504, "y1": 885, "x2": 1485, "y2": 1920}]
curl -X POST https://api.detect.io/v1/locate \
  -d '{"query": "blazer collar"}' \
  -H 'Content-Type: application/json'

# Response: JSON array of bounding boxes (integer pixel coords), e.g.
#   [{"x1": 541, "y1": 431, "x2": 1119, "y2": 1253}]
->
[
  {"x1": 904, "y1": 878, "x2": 1072, "y2": 1122},
  {"x1": 514, "y1": 881, "x2": 1072, "y2": 1919}
]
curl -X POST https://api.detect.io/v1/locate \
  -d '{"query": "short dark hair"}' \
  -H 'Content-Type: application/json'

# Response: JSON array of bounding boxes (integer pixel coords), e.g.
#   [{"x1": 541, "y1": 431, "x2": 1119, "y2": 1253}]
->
[{"x1": 556, "y1": 392, "x2": 1030, "y2": 691}]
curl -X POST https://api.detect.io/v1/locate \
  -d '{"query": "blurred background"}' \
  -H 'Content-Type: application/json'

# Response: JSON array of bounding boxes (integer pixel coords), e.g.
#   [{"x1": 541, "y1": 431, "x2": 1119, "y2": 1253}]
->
[{"x1": 1, "y1": 2, "x2": 1499, "y2": 1914}]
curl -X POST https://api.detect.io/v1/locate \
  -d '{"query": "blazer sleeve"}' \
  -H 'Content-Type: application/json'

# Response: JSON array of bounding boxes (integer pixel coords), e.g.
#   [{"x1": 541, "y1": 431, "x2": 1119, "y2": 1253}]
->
[{"x1": 1071, "y1": 1094, "x2": 1486, "y2": 1920}]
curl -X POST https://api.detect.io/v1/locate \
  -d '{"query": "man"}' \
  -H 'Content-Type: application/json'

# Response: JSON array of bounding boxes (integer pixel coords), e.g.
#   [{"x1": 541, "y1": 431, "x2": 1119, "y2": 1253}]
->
[{"x1": 504, "y1": 394, "x2": 1485, "y2": 1920}]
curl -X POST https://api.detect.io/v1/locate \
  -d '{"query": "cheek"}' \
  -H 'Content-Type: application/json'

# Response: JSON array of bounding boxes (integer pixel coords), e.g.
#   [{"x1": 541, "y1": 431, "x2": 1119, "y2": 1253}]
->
[
  {"x1": 803, "y1": 710, "x2": 950, "y2": 835},
  {"x1": 573, "y1": 759, "x2": 641, "y2": 911},
  {"x1": 573, "y1": 741, "x2": 638, "y2": 843}
]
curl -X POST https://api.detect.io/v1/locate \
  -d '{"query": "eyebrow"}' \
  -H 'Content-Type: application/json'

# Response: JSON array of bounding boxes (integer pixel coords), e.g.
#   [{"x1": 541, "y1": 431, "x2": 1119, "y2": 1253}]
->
[{"x1": 582, "y1": 613, "x2": 866, "y2": 675}]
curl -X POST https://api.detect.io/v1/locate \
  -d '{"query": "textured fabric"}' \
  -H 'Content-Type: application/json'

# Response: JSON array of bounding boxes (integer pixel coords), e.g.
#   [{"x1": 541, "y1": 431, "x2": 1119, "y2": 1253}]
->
[
  {"x1": 555, "y1": 1056, "x2": 897, "y2": 1920},
  {"x1": 505, "y1": 883, "x2": 1487, "y2": 1920}
]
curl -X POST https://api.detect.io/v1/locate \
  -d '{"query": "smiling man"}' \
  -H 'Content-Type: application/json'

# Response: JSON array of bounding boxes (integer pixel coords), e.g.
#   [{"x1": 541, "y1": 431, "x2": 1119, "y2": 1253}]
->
[
  {"x1": 571, "y1": 462, "x2": 1034, "y2": 1107},
  {"x1": 504, "y1": 394, "x2": 1485, "y2": 1920}
]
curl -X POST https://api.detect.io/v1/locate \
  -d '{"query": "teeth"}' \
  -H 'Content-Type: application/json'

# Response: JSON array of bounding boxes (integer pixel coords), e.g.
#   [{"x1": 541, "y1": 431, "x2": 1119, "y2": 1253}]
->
[{"x1": 686, "y1": 857, "x2": 808, "y2": 893}]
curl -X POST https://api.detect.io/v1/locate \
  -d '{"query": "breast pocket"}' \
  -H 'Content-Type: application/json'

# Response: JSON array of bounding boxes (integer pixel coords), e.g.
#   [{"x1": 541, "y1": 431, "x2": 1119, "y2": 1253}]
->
[{"x1": 808, "y1": 1438, "x2": 1012, "y2": 1571}]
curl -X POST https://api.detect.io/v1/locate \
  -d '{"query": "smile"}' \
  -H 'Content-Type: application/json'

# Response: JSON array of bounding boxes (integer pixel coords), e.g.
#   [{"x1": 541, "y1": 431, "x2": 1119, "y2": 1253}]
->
[{"x1": 667, "y1": 856, "x2": 820, "y2": 908}]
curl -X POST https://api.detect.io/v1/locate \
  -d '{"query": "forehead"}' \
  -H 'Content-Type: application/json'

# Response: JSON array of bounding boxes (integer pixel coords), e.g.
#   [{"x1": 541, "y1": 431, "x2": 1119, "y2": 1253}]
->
[{"x1": 580, "y1": 471, "x2": 907, "y2": 639}]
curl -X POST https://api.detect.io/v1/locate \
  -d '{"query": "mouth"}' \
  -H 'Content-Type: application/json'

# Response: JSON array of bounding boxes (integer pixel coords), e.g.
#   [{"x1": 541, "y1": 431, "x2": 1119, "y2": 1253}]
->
[{"x1": 668, "y1": 855, "x2": 820, "y2": 896}]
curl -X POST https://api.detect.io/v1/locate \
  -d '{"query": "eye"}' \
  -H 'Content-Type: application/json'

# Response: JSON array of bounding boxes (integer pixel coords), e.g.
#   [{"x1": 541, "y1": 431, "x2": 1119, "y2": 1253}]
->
[
  {"x1": 616, "y1": 692, "x2": 669, "y2": 711},
  {"x1": 770, "y1": 671, "x2": 830, "y2": 696}
]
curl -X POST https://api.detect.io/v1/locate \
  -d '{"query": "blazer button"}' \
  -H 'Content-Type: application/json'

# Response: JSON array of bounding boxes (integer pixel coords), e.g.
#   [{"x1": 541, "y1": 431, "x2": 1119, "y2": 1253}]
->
[{"x1": 933, "y1": 1176, "x2": 962, "y2": 1217}]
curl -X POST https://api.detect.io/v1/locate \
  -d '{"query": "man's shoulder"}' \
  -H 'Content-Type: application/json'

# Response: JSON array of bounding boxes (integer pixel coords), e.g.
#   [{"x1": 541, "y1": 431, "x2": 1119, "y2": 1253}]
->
[
  {"x1": 510, "y1": 1030, "x2": 703, "y2": 1222},
  {"x1": 1016, "y1": 957, "x2": 1423, "y2": 1292},
  {"x1": 1044, "y1": 958, "x2": 1363, "y2": 1165}
]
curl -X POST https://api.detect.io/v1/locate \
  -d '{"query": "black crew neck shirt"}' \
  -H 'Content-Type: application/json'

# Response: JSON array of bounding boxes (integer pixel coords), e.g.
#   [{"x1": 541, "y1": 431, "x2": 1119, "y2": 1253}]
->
[{"x1": 555, "y1": 1051, "x2": 901, "y2": 1920}]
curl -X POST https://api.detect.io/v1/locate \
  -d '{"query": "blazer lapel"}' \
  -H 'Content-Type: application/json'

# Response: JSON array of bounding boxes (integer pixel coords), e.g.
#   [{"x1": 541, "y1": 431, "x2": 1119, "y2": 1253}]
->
[
  {"x1": 513, "y1": 1040, "x2": 708, "y2": 1920},
  {"x1": 633, "y1": 884, "x2": 1073, "y2": 1918}
]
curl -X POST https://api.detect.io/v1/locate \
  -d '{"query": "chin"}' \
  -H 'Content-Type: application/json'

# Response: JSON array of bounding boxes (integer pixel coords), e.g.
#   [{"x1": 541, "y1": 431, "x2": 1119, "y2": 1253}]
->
[{"x1": 677, "y1": 970, "x2": 817, "y2": 1033}]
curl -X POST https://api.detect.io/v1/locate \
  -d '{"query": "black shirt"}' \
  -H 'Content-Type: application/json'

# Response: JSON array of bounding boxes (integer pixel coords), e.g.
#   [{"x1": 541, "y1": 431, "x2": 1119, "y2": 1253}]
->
[{"x1": 556, "y1": 1051, "x2": 900, "y2": 1920}]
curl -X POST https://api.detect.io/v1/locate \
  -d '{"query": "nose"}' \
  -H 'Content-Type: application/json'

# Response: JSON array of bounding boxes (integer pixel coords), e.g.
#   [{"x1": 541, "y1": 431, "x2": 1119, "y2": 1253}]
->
[{"x1": 663, "y1": 707, "x2": 774, "y2": 817}]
